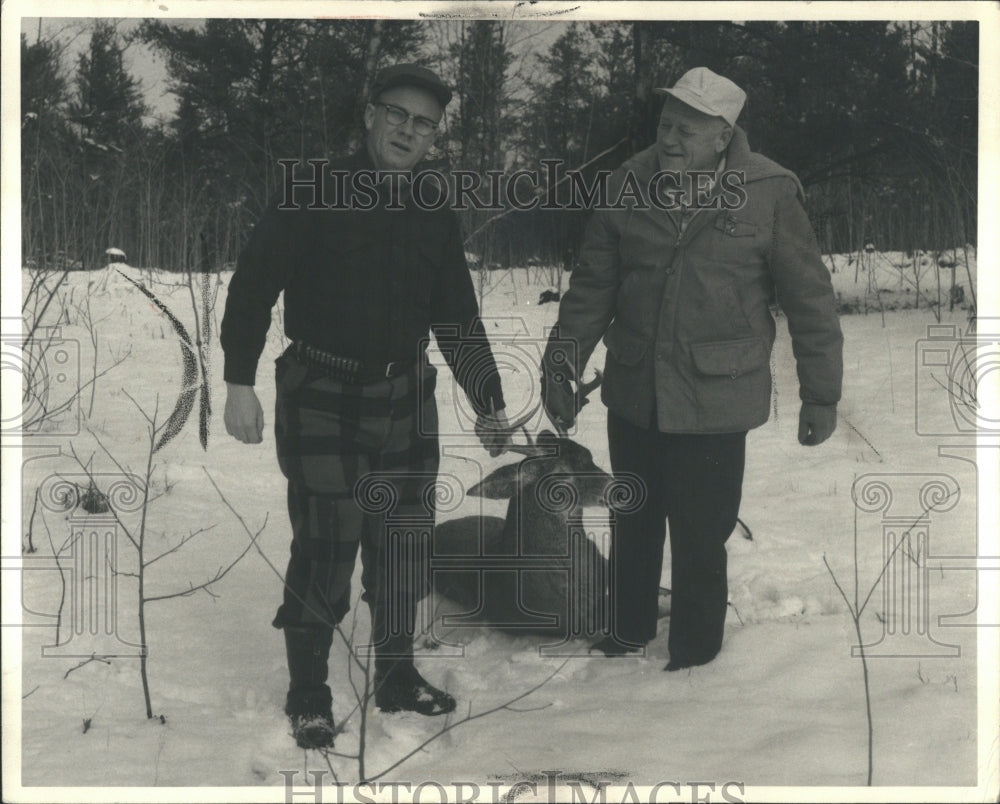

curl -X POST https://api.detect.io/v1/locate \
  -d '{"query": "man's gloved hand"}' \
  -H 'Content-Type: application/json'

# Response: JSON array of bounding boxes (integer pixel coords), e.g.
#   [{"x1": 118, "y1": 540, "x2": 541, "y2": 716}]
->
[
  {"x1": 540, "y1": 356, "x2": 578, "y2": 436},
  {"x1": 475, "y1": 402, "x2": 511, "y2": 457},
  {"x1": 798, "y1": 402, "x2": 837, "y2": 446}
]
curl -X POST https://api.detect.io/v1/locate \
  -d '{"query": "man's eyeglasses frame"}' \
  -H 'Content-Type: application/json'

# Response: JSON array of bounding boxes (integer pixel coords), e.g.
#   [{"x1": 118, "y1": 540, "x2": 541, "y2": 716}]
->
[{"x1": 373, "y1": 102, "x2": 440, "y2": 136}]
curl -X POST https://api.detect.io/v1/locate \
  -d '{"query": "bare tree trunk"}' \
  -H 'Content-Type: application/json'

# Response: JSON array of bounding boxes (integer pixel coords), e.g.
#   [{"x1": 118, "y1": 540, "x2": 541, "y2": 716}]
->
[
  {"x1": 349, "y1": 20, "x2": 384, "y2": 154},
  {"x1": 632, "y1": 23, "x2": 653, "y2": 154}
]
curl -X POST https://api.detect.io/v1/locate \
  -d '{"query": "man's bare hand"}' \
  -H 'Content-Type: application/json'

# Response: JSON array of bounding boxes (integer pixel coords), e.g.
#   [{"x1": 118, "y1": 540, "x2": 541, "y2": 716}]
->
[{"x1": 225, "y1": 383, "x2": 264, "y2": 444}]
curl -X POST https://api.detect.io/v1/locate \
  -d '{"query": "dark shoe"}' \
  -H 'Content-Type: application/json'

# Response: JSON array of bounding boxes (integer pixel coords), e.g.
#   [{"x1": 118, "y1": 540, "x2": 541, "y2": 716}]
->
[
  {"x1": 664, "y1": 653, "x2": 716, "y2": 672},
  {"x1": 374, "y1": 663, "x2": 456, "y2": 716},
  {"x1": 589, "y1": 636, "x2": 645, "y2": 657}
]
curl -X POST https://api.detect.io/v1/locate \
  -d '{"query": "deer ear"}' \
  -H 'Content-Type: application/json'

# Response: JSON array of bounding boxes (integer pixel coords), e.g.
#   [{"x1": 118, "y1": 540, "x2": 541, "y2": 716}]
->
[
  {"x1": 468, "y1": 460, "x2": 550, "y2": 499},
  {"x1": 468, "y1": 463, "x2": 522, "y2": 498}
]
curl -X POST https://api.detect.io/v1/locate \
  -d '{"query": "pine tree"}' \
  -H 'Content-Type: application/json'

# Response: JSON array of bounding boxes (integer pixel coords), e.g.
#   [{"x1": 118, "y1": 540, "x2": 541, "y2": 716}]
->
[
  {"x1": 451, "y1": 21, "x2": 513, "y2": 173},
  {"x1": 21, "y1": 32, "x2": 72, "y2": 269},
  {"x1": 70, "y1": 21, "x2": 147, "y2": 148}
]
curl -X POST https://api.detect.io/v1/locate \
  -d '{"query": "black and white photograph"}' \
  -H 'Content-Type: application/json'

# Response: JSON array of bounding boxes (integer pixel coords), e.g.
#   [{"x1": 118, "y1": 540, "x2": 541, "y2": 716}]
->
[{"x1": 2, "y1": 2, "x2": 998, "y2": 802}]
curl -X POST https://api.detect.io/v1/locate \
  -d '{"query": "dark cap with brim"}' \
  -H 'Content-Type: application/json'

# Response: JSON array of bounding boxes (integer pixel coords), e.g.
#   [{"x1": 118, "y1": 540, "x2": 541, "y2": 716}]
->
[{"x1": 371, "y1": 63, "x2": 453, "y2": 108}]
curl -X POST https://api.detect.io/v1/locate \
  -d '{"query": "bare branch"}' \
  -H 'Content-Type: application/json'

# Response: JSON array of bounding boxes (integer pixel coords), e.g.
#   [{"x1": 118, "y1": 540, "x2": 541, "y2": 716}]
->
[
  {"x1": 823, "y1": 553, "x2": 854, "y2": 612},
  {"x1": 66, "y1": 442, "x2": 140, "y2": 552},
  {"x1": 21, "y1": 349, "x2": 132, "y2": 432},
  {"x1": 63, "y1": 654, "x2": 113, "y2": 679},
  {"x1": 463, "y1": 136, "x2": 628, "y2": 245},
  {"x1": 144, "y1": 521, "x2": 262, "y2": 603},
  {"x1": 857, "y1": 495, "x2": 955, "y2": 617},
  {"x1": 24, "y1": 487, "x2": 41, "y2": 554},
  {"x1": 364, "y1": 654, "x2": 574, "y2": 783},
  {"x1": 144, "y1": 525, "x2": 218, "y2": 567}
]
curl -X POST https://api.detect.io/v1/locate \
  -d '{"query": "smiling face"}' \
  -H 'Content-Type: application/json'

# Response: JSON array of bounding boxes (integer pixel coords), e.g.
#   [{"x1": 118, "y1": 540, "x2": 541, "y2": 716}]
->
[
  {"x1": 364, "y1": 85, "x2": 443, "y2": 171},
  {"x1": 656, "y1": 96, "x2": 733, "y2": 175}
]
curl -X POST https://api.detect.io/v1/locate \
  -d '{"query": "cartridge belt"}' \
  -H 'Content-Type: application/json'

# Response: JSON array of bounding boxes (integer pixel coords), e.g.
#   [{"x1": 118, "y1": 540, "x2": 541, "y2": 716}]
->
[{"x1": 292, "y1": 342, "x2": 415, "y2": 384}]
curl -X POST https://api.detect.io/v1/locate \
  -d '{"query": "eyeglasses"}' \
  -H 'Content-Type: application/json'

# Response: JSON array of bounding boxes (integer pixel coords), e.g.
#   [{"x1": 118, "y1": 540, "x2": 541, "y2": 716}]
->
[{"x1": 374, "y1": 102, "x2": 440, "y2": 136}]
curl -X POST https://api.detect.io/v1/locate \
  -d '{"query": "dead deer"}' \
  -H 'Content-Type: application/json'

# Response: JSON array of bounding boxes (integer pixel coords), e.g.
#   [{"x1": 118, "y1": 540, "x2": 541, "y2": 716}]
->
[{"x1": 432, "y1": 373, "x2": 616, "y2": 639}]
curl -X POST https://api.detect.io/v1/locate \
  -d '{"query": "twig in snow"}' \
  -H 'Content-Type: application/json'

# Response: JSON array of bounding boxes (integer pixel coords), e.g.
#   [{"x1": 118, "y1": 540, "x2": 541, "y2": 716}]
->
[
  {"x1": 838, "y1": 414, "x2": 883, "y2": 460},
  {"x1": 24, "y1": 487, "x2": 41, "y2": 553},
  {"x1": 64, "y1": 654, "x2": 113, "y2": 679}
]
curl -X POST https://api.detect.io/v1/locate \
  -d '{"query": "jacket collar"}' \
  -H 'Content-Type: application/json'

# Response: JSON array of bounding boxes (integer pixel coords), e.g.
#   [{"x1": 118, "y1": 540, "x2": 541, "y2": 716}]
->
[
  {"x1": 628, "y1": 125, "x2": 802, "y2": 198},
  {"x1": 724, "y1": 126, "x2": 753, "y2": 172}
]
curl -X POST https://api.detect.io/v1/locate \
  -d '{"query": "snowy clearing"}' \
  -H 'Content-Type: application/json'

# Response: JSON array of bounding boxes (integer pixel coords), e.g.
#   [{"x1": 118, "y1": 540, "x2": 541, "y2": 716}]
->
[{"x1": 5, "y1": 251, "x2": 997, "y2": 802}]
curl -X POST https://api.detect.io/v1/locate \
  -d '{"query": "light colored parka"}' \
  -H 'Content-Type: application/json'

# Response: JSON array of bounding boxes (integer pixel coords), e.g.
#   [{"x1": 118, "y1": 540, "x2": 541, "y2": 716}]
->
[{"x1": 555, "y1": 126, "x2": 844, "y2": 433}]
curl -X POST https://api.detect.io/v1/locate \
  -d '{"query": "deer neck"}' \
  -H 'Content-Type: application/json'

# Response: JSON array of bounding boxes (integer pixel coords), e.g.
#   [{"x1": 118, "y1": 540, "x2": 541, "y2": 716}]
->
[{"x1": 498, "y1": 484, "x2": 576, "y2": 557}]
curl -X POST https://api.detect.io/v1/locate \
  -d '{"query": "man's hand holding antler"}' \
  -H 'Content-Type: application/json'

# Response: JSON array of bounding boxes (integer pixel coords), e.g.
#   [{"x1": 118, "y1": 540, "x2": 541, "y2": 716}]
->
[
  {"x1": 541, "y1": 358, "x2": 576, "y2": 436},
  {"x1": 475, "y1": 401, "x2": 512, "y2": 457},
  {"x1": 540, "y1": 339, "x2": 602, "y2": 437}
]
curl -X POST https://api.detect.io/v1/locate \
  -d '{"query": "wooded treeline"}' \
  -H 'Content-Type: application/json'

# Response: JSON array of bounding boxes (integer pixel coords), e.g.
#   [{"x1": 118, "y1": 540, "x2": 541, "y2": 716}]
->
[{"x1": 20, "y1": 18, "x2": 977, "y2": 273}]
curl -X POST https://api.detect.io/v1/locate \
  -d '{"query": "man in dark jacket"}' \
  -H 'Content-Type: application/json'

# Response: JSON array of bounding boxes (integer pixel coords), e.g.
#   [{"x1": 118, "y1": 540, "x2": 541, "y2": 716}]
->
[
  {"x1": 541, "y1": 67, "x2": 843, "y2": 670},
  {"x1": 221, "y1": 64, "x2": 509, "y2": 749}
]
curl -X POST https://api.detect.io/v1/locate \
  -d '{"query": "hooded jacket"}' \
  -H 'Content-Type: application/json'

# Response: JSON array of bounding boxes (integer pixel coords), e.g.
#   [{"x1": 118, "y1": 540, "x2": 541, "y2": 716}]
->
[{"x1": 553, "y1": 126, "x2": 843, "y2": 433}]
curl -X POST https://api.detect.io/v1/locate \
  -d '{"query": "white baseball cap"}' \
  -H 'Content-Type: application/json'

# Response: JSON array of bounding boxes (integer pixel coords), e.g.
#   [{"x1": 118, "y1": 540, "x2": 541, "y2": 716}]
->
[{"x1": 654, "y1": 67, "x2": 746, "y2": 126}]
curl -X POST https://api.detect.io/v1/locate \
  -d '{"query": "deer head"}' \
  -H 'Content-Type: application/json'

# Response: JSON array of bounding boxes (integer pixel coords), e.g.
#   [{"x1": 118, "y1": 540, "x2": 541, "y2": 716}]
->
[
  {"x1": 433, "y1": 371, "x2": 613, "y2": 634},
  {"x1": 469, "y1": 371, "x2": 610, "y2": 517}
]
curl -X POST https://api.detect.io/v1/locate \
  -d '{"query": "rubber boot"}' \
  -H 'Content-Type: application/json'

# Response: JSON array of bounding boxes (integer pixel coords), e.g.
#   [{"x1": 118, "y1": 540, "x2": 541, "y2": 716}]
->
[
  {"x1": 370, "y1": 602, "x2": 456, "y2": 717},
  {"x1": 283, "y1": 625, "x2": 336, "y2": 748}
]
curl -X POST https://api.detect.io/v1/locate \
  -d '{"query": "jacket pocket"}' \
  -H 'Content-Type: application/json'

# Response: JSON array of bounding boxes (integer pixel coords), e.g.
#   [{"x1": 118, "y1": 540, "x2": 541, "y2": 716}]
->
[
  {"x1": 714, "y1": 213, "x2": 758, "y2": 238},
  {"x1": 690, "y1": 336, "x2": 767, "y2": 379},
  {"x1": 689, "y1": 336, "x2": 771, "y2": 431},
  {"x1": 603, "y1": 320, "x2": 650, "y2": 366}
]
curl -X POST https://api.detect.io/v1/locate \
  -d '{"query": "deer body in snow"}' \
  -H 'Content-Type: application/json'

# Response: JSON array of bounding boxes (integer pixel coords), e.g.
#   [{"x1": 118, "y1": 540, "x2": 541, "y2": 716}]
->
[{"x1": 432, "y1": 374, "x2": 620, "y2": 638}]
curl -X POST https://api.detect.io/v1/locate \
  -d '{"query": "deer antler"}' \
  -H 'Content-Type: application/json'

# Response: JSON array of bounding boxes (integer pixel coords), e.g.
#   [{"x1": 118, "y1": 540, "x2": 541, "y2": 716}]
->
[
  {"x1": 488, "y1": 401, "x2": 558, "y2": 457},
  {"x1": 576, "y1": 369, "x2": 603, "y2": 407},
  {"x1": 501, "y1": 400, "x2": 541, "y2": 433},
  {"x1": 480, "y1": 400, "x2": 551, "y2": 457}
]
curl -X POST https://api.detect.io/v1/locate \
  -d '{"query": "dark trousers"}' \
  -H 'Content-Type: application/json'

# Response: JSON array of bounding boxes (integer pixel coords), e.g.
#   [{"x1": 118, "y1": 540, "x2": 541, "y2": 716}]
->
[
  {"x1": 271, "y1": 349, "x2": 440, "y2": 663},
  {"x1": 607, "y1": 410, "x2": 746, "y2": 663}
]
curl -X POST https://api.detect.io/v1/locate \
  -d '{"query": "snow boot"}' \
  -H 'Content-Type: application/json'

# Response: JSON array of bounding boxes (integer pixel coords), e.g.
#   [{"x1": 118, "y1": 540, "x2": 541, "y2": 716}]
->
[
  {"x1": 374, "y1": 658, "x2": 457, "y2": 716},
  {"x1": 283, "y1": 625, "x2": 336, "y2": 749}
]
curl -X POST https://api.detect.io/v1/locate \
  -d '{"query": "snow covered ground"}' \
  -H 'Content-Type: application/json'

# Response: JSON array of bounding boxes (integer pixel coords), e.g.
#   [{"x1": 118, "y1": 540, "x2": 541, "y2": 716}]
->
[{"x1": 4, "y1": 249, "x2": 998, "y2": 803}]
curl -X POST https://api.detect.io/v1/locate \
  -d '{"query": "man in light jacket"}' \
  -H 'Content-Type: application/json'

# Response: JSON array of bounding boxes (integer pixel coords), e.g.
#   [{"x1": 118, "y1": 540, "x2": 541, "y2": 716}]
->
[{"x1": 541, "y1": 67, "x2": 843, "y2": 670}]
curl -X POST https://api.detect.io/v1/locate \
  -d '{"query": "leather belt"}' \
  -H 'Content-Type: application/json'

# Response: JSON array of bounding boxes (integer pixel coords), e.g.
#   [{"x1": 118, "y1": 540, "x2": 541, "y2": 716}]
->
[{"x1": 292, "y1": 342, "x2": 414, "y2": 383}]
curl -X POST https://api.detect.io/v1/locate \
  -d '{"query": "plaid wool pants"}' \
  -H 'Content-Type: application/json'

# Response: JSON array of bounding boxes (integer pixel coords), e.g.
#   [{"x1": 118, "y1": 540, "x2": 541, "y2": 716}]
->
[{"x1": 270, "y1": 347, "x2": 441, "y2": 658}]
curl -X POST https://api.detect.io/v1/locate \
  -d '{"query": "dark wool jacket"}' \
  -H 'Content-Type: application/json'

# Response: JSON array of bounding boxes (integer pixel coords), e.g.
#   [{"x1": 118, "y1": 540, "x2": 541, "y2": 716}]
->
[
  {"x1": 221, "y1": 150, "x2": 504, "y2": 416},
  {"x1": 555, "y1": 126, "x2": 843, "y2": 433}
]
